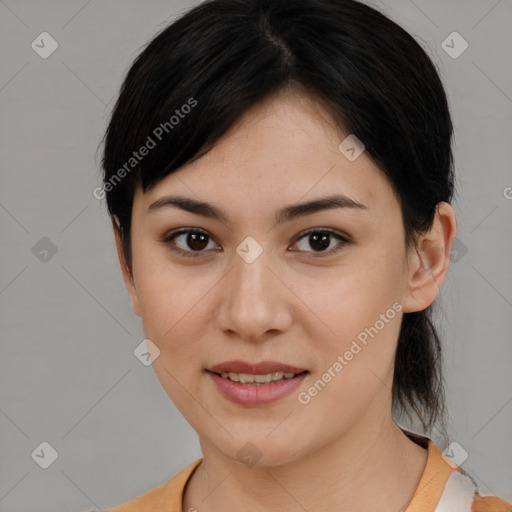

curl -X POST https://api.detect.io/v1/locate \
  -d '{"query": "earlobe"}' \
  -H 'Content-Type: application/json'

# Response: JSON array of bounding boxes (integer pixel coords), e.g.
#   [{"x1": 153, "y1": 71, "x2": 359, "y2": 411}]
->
[
  {"x1": 112, "y1": 217, "x2": 141, "y2": 317},
  {"x1": 402, "y1": 202, "x2": 457, "y2": 313}
]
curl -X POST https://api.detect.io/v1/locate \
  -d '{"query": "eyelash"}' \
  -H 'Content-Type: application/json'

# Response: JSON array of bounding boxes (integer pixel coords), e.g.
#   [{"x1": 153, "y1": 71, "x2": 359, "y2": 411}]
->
[{"x1": 160, "y1": 228, "x2": 351, "y2": 259}]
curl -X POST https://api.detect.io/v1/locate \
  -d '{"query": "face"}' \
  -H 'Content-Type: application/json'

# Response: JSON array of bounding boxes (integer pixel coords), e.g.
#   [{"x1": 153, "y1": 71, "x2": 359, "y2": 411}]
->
[{"x1": 116, "y1": 89, "x2": 451, "y2": 467}]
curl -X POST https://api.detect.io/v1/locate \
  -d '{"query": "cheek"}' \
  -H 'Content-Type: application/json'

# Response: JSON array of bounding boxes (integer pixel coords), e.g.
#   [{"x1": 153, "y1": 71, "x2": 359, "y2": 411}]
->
[
  {"x1": 294, "y1": 252, "x2": 404, "y2": 344},
  {"x1": 292, "y1": 250, "x2": 404, "y2": 404},
  {"x1": 132, "y1": 256, "x2": 215, "y2": 364},
  {"x1": 134, "y1": 267, "x2": 210, "y2": 412},
  {"x1": 137, "y1": 279, "x2": 201, "y2": 351},
  {"x1": 294, "y1": 304, "x2": 402, "y2": 440}
]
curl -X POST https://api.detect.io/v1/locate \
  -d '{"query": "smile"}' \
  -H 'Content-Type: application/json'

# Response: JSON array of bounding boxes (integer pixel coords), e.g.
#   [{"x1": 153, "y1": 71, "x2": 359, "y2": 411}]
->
[
  {"x1": 207, "y1": 370, "x2": 309, "y2": 406},
  {"x1": 219, "y1": 371, "x2": 298, "y2": 383}
]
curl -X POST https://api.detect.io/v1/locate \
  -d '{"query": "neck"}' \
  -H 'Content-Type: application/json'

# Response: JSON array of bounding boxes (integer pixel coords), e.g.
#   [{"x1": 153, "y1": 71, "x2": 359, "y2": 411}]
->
[{"x1": 183, "y1": 415, "x2": 428, "y2": 512}]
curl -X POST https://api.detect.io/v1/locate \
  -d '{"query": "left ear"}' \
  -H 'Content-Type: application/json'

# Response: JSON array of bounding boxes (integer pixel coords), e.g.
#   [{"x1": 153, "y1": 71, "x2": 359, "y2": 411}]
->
[{"x1": 402, "y1": 201, "x2": 457, "y2": 313}]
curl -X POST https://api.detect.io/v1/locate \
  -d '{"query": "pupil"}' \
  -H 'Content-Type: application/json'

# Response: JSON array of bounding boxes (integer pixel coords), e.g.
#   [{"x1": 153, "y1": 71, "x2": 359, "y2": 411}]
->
[
  {"x1": 188, "y1": 233, "x2": 208, "y2": 250},
  {"x1": 310, "y1": 233, "x2": 329, "y2": 252}
]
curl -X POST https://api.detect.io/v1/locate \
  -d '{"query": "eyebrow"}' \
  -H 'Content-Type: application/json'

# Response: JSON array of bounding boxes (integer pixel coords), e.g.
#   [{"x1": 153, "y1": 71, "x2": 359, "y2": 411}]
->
[{"x1": 147, "y1": 193, "x2": 367, "y2": 224}]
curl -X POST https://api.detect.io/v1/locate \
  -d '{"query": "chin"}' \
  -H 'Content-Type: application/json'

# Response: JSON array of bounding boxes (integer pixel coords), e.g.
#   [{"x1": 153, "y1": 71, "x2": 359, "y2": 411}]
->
[{"x1": 211, "y1": 433, "x2": 307, "y2": 469}]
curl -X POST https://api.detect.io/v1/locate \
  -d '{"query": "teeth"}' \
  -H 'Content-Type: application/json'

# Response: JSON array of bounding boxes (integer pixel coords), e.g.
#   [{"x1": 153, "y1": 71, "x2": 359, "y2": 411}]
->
[{"x1": 220, "y1": 371, "x2": 298, "y2": 383}]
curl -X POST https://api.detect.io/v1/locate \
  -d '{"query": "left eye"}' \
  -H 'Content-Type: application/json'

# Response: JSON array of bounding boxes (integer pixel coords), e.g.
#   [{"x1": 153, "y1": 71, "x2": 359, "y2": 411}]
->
[
  {"x1": 292, "y1": 229, "x2": 349, "y2": 256},
  {"x1": 161, "y1": 228, "x2": 349, "y2": 258}
]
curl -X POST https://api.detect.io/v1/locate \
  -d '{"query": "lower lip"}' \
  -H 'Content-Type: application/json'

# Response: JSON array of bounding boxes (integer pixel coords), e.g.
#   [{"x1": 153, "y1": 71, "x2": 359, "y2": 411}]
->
[{"x1": 207, "y1": 371, "x2": 308, "y2": 407}]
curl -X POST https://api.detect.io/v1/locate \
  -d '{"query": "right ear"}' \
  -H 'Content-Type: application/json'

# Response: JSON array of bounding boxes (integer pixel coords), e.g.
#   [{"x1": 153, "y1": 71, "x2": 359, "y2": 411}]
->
[{"x1": 112, "y1": 216, "x2": 141, "y2": 317}]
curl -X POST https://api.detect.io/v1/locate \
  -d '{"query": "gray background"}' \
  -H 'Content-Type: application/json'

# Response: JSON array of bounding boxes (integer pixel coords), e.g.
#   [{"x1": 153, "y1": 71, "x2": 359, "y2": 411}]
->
[{"x1": 0, "y1": 0, "x2": 511, "y2": 510}]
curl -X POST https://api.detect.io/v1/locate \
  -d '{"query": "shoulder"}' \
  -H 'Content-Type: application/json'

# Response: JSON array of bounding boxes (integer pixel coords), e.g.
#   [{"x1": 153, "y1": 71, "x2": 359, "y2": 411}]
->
[
  {"x1": 438, "y1": 469, "x2": 511, "y2": 512},
  {"x1": 472, "y1": 494, "x2": 512, "y2": 512},
  {"x1": 403, "y1": 431, "x2": 511, "y2": 512},
  {"x1": 101, "y1": 458, "x2": 203, "y2": 512},
  {"x1": 432, "y1": 447, "x2": 511, "y2": 512}
]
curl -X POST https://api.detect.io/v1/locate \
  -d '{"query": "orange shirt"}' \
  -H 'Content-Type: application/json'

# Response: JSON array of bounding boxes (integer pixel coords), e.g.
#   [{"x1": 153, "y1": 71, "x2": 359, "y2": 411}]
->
[{"x1": 104, "y1": 438, "x2": 511, "y2": 512}]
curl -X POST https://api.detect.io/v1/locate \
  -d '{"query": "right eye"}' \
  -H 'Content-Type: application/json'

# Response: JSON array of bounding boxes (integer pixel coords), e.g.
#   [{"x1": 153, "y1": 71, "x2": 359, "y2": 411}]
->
[{"x1": 160, "y1": 228, "x2": 221, "y2": 258}]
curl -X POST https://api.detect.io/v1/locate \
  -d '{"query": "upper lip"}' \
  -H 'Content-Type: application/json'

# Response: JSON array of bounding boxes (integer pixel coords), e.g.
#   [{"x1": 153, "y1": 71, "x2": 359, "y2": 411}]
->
[{"x1": 208, "y1": 360, "x2": 308, "y2": 375}]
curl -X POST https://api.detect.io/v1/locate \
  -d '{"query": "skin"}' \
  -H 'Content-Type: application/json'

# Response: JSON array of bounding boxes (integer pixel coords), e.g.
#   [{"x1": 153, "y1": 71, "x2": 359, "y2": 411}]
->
[{"x1": 114, "y1": 88, "x2": 457, "y2": 512}]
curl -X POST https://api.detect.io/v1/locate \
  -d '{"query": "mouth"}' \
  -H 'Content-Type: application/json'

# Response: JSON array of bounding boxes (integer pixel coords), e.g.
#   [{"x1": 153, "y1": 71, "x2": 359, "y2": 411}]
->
[
  {"x1": 206, "y1": 360, "x2": 309, "y2": 406},
  {"x1": 208, "y1": 360, "x2": 308, "y2": 375},
  {"x1": 214, "y1": 370, "x2": 307, "y2": 384}
]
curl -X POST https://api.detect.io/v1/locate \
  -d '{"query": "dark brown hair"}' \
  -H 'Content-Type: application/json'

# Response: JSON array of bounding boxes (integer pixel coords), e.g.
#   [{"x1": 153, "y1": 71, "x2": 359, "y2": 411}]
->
[{"x1": 100, "y1": 0, "x2": 454, "y2": 433}]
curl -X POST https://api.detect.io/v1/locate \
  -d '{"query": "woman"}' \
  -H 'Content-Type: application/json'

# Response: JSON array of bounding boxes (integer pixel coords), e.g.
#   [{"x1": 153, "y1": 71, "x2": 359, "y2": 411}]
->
[{"x1": 98, "y1": 0, "x2": 511, "y2": 510}]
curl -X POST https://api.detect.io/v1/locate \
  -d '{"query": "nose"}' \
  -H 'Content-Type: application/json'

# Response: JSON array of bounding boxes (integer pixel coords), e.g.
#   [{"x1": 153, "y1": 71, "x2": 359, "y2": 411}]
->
[{"x1": 215, "y1": 247, "x2": 293, "y2": 343}]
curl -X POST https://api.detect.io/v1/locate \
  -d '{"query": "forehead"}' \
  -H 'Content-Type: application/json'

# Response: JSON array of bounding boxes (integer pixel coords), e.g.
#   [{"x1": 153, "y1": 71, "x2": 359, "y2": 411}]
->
[{"x1": 134, "y1": 91, "x2": 394, "y2": 216}]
